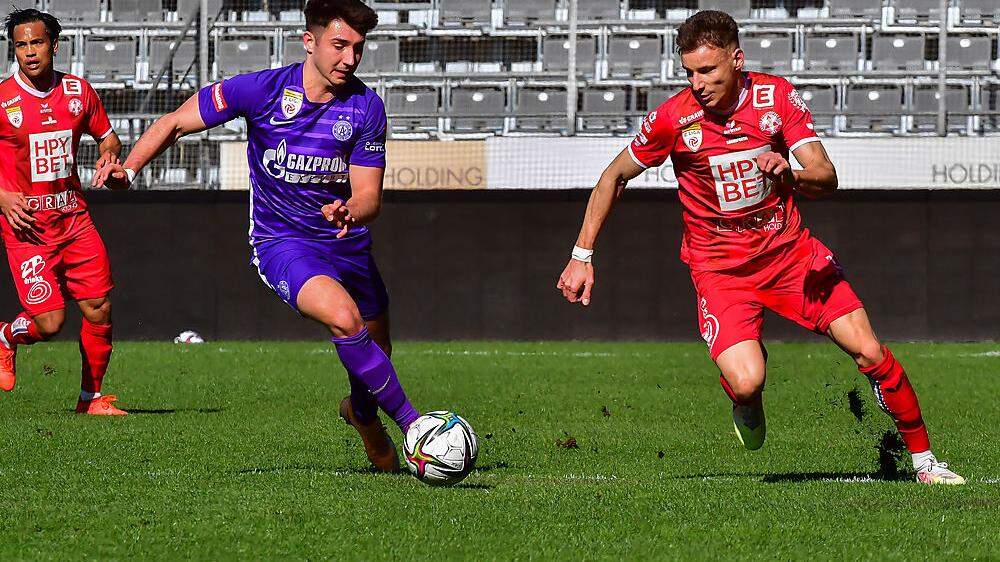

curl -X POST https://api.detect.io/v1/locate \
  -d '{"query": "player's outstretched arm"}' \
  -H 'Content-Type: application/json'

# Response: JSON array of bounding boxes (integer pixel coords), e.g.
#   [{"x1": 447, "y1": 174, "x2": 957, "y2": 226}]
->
[
  {"x1": 321, "y1": 164, "x2": 384, "y2": 239},
  {"x1": 92, "y1": 94, "x2": 209, "y2": 190},
  {"x1": 556, "y1": 148, "x2": 645, "y2": 306}
]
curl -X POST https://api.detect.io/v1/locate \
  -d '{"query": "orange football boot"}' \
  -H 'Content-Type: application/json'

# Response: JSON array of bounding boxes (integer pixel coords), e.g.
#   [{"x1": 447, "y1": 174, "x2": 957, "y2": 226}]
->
[
  {"x1": 339, "y1": 395, "x2": 400, "y2": 472},
  {"x1": 76, "y1": 394, "x2": 128, "y2": 416},
  {"x1": 0, "y1": 338, "x2": 15, "y2": 392}
]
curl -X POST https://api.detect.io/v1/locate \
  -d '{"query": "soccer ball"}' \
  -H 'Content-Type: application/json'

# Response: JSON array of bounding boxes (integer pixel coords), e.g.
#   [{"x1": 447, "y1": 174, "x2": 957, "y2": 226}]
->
[
  {"x1": 173, "y1": 330, "x2": 204, "y2": 344},
  {"x1": 403, "y1": 411, "x2": 478, "y2": 486}
]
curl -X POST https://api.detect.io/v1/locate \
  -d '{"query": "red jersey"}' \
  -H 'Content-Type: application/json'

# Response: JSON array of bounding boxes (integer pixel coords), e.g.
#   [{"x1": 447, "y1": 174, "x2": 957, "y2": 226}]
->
[
  {"x1": 0, "y1": 72, "x2": 113, "y2": 247},
  {"x1": 628, "y1": 72, "x2": 821, "y2": 271}
]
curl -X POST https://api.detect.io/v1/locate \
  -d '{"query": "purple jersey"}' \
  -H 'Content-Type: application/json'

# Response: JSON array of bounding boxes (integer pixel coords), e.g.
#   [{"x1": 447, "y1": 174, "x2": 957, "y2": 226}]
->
[{"x1": 198, "y1": 63, "x2": 387, "y2": 245}]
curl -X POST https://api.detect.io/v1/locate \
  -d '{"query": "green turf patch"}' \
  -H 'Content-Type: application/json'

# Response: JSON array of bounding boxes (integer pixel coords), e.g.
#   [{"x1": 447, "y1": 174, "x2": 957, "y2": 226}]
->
[{"x1": 0, "y1": 341, "x2": 996, "y2": 560}]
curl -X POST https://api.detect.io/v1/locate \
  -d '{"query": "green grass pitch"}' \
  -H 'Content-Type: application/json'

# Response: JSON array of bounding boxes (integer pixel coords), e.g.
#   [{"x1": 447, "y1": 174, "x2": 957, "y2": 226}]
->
[{"x1": 0, "y1": 341, "x2": 997, "y2": 560}]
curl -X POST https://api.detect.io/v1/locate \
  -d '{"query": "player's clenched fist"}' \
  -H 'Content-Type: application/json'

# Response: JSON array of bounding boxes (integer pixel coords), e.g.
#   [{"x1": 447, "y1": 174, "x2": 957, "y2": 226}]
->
[
  {"x1": 321, "y1": 200, "x2": 354, "y2": 239},
  {"x1": 557, "y1": 259, "x2": 595, "y2": 306},
  {"x1": 755, "y1": 151, "x2": 795, "y2": 185}
]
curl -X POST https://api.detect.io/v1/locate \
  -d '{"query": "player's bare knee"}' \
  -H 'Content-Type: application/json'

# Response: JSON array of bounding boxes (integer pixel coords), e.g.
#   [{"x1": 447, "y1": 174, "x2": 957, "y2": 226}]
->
[
  {"x1": 81, "y1": 297, "x2": 112, "y2": 324},
  {"x1": 855, "y1": 340, "x2": 884, "y2": 369},
  {"x1": 729, "y1": 375, "x2": 763, "y2": 403},
  {"x1": 34, "y1": 312, "x2": 65, "y2": 340},
  {"x1": 326, "y1": 309, "x2": 365, "y2": 339}
]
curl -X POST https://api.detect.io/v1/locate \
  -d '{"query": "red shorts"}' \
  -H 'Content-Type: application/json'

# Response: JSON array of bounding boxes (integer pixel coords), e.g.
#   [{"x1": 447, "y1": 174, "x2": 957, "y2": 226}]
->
[
  {"x1": 691, "y1": 234, "x2": 863, "y2": 360},
  {"x1": 4, "y1": 226, "x2": 114, "y2": 316}
]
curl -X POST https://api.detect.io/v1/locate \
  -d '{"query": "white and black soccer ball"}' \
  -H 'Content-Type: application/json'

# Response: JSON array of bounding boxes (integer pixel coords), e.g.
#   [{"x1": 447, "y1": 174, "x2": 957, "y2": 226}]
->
[
  {"x1": 403, "y1": 411, "x2": 478, "y2": 486},
  {"x1": 173, "y1": 330, "x2": 204, "y2": 344}
]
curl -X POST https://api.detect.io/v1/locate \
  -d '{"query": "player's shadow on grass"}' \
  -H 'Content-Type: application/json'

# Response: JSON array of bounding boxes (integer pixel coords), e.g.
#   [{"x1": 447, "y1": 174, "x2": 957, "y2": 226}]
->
[{"x1": 125, "y1": 407, "x2": 225, "y2": 415}]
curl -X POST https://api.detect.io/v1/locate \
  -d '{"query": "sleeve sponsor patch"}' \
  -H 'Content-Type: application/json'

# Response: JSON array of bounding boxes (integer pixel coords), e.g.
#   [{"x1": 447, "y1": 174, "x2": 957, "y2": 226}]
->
[
  {"x1": 211, "y1": 82, "x2": 227, "y2": 112},
  {"x1": 752, "y1": 84, "x2": 775, "y2": 108}
]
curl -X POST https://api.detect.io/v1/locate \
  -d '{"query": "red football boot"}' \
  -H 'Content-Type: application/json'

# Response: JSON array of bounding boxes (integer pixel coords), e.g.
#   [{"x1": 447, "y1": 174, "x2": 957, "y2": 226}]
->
[
  {"x1": 76, "y1": 394, "x2": 128, "y2": 416},
  {"x1": 0, "y1": 337, "x2": 16, "y2": 392},
  {"x1": 339, "y1": 395, "x2": 400, "y2": 473}
]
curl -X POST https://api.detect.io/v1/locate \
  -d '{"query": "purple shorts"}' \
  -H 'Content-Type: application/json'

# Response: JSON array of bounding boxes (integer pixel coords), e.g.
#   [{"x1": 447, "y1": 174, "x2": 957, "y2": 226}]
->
[{"x1": 252, "y1": 237, "x2": 389, "y2": 320}]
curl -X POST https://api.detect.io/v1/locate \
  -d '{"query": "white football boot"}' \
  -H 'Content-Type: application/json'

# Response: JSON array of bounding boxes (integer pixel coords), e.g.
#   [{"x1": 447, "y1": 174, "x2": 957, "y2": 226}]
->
[
  {"x1": 916, "y1": 459, "x2": 966, "y2": 485},
  {"x1": 732, "y1": 402, "x2": 766, "y2": 450}
]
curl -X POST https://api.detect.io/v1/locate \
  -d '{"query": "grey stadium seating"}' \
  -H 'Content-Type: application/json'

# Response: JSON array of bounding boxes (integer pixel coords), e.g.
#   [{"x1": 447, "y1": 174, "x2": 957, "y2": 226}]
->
[
  {"x1": 945, "y1": 36, "x2": 992, "y2": 70},
  {"x1": 580, "y1": 88, "x2": 628, "y2": 132},
  {"x1": 358, "y1": 39, "x2": 401, "y2": 74},
  {"x1": 385, "y1": 88, "x2": 439, "y2": 133},
  {"x1": 804, "y1": 35, "x2": 859, "y2": 72},
  {"x1": 697, "y1": 0, "x2": 751, "y2": 19},
  {"x1": 871, "y1": 35, "x2": 926, "y2": 72},
  {"x1": 504, "y1": 0, "x2": 557, "y2": 24},
  {"x1": 644, "y1": 86, "x2": 683, "y2": 111},
  {"x1": 217, "y1": 39, "x2": 270, "y2": 79},
  {"x1": 283, "y1": 35, "x2": 304, "y2": 65},
  {"x1": 845, "y1": 86, "x2": 905, "y2": 132},
  {"x1": 438, "y1": 0, "x2": 492, "y2": 27},
  {"x1": 54, "y1": 37, "x2": 72, "y2": 72},
  {"x1": 577, "y1": 0, "x2": 621, "y2": 20},
  {"x1": 828, "y1": 0, "x2": 882, "y2": 19},
  {"x1": 85, "y1": 38, "x2": 138, "y2": 80},
  {"x1": 112, "y1": 0, "x2": 162, "y2": 22},
  {"x1": 177, "y1": 0, "x2": 223, "y2": 19},
  {"x1": 607, "y1": 36, "x2": 662, "y2": 78},
  {"x1": 449, "y1": 87, "x2": 506, "y2": 133},
  {"x1": 149, "y1": 39, "x2": 197, "y2": 80},
  {"x1": 797, "y1": 86, "x2": 837, "y2": 132},
  {"x1": 741, "y1": 35, "x2": 793, "y2": 73},
  {"x1": 892, "y1": 0, "x2": 944, "y2": 22},
  {"x1": 959, "y1": 0, "x2": 1000, "y2": 22},
  {"x1": 912, "y1": 87, "x2": 970, "y2": 132},
  {"x1": 49, "y1": 0, "x2": 100, "y2": 22},
  {"x1": 542, "y1": 36, "x2": 597, "y2": 75},
  {"x1": 514, "y1": 88, "x2": 569, "y2": 132}
]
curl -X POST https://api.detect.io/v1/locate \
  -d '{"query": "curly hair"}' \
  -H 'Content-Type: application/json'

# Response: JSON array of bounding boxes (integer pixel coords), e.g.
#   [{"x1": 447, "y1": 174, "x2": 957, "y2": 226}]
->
[{"x1": 5, "y1": 8, "x2": 61, "y2": 44}]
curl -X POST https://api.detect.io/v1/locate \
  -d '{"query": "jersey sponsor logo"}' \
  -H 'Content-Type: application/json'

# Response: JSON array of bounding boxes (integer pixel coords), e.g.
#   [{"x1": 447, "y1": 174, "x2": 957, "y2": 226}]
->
[
  {"x1": 788, "y1": 89, "x2": 808, "y2": 113},
  {"x1": 41, "y1": 116, "x2": 58, "y2": 126},
  {"x1": 28, "y1": 129, "x2": 74, "y2": 182},
  {"x1": 268, "y1": 116, "x2": 296, "y2": 126},
  {"x1": 364, "y1": 141, "x2": 385, "y2": 153},
  {"x1": 758, "y1": 111, "x2": 782, "y2": 136},
  {"x1": 332, "y1": 119, "x2": 353, "y2": 141},
  {"x1": 725, "y1": 136, "x2": 749, "y2": 145},
  {"x1": 715, "y1": 201, "x2": 785, "y2": 233},
  {"x1": 262, "y1": 138, "x2": 349, "y2": 184},
  {"x1": 25, "y1": 189, "x2": 78, "y2": 212},
  {"x1": 699, "y1": 297, "x2": 719, "y2": 350},
  {"x1": 20, "y1": 255, "x2": 53, "y2": 306},
  {"x1": 681, "y1": 122, "x2": 702, "y2": 152},
  {"x1": 211, "y1": 82, "x2": 227, "y2": 112},
  {"x1": 281, "y1": 88, "x2": 303, "y2": 119},
  {"x1": 678, "y1": 109, "x2": 703, "y2": 126},
  {"x1": 40, "y1": 102, "x2": 52, "y2": 114},
  {"x1": 68, "y1": 98, "x2": 83, "y2": 116},
  {"x1": 634, "y1": 131, "x2": 649, "y2": 146},
  {"x1": 708, "y1": 144, "x2": 773, "y2": 212},
  {"x1": 62, "y1": 78, "x2": 82, "y2": 96},
  {"x1": 723, "y1": 120, "x2": 742, "y2": 135},
  {"x1": 5, "y1": 106, "x2": 22, "y2": 128},
  {"x1": 752, "y1": 84, "x2": 775, "y2": 108},
  {"x1": 1, "y1": 95, "x2": 21, "y2": 108}
]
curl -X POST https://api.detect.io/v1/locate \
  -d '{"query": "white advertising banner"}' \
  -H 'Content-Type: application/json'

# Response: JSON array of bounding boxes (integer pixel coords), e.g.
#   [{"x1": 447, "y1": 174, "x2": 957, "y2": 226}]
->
[{"x1": 486, "y1": 136, "x2": 1000, "y2": 190}]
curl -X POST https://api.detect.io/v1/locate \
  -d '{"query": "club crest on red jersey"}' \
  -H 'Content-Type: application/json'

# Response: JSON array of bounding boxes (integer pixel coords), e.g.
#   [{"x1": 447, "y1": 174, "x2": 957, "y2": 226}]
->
[
  {"x1": 5, "y1": 105, "x2": 22, "y2": 128},
  {"x1": 281, "y1": 88, "x2": 303, "y2": 119},
  {"x1": 68, "y1": 98, "x2": 83, "y2": 116},
  {"x1": 681, "y1": 122, "x2": 702, "y2": 152},
  {"x1": 758, "y1": 111, "x2": 782, "y2": 135}
]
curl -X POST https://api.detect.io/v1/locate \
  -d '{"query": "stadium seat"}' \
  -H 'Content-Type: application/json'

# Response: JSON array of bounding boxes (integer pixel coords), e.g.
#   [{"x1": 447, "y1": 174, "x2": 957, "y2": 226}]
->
[
  {"x1": 385, "y1": 87, "x2": 439, "y2": 132},
  {"x1": 268, "y1": 0, "x2": 305, "y2": 20},
  {"x1": 112, "y1": 0, "x2": 163, "y2": 22},
  {"x1": 644, "y1": 86, "x2": 683, "y2": 111},
  {"x1": 911, "y1": 86, "x2": 970, "y2": 132},
  {"x1": 149, "y1": 39, "x2": 197, "y2": 80},
  {"x1": 580, "y1": 88, "x2": 628, "y2": 132},
  {"x1": 804, "y1": 35, "x2": 859, "y2": 71},
  {"x1": 283, "y1": 35, "x2": 305, "y2": 65},
  {"x1": 54, "y1": 37, "x2": 72, "y2": 72},
  {"x1": 959, "y1": 0, "x2": 1000, "y2": 23},
  {"x1": 828, "y1": 0, "x2": 882, "y2": 19},
  {"x1": 980, "y1": 85, "x2": 999, "y2": 131},
  {"x1": 845, "y1": 86, "x2": 904, "y2": 132},
  {"x1": 697, "y1": 0, "x2": 751, "y2": 19},
  {"x1": 513, "y1": 88, "x2": 568, "y2": 132},
  {"x1": 741, "y1": 35, "x2": 793, "y2": 73},
  {"x1": 84, "y1": 38, "x2": 138, "y2": 80},
  {"x1": 449, "y1": 87, "x2": 506, "y2": 133},
  {"x1": 892, "y1": 0, "x2": 944, "y2": 22},
  {"x1": 49, "y1": 0, "x2": 100, "y2": 22},
  {"x1": 797, "y1": 86, "x2": 837, "y2": 132},
  {"x1": 577, "y1": 0, "x2": 621, "y2": 20},
  {"x1": 438, "y1": 0, "x2": 492, "y2": 27},
  {"x1": 504, "y1": 0, "x2": 557, "y2": 24},
  {"x1": 357, "y1": 39, "x2": 401, "y2": 74},
  {"x1": 945, "y1": 36, "x2": 992, "y2": 70},
  {"x1": 177, "y1": 0, "x2": 223, "y2": 19},
  {"x1": 542, "y1": 35, "x2": 597, "y2": 76},
  {"x1": 872, "y1": 35, "x2": 926, "y2": 71},
  {"x1": 607, "y1": 36, "x2": 662, "y2": 78},
  {"x1": 217, "y1": 39, "x2": 271, "y2": 79}
]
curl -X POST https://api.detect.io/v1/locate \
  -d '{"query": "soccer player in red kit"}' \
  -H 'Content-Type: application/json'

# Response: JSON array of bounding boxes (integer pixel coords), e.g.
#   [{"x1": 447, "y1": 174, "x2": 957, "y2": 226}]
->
[
  {"x1": 0, "y1": 9, "x2": 126, "y2": 415},
  {"x1": 557, "y1": 11, "x2": 963, "y2": 484}
]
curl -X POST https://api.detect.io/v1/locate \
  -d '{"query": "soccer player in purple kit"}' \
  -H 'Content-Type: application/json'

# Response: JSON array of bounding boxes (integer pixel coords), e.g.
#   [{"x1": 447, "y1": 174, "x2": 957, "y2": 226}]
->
[{"x1": 93, "y1": 0, "x2": 416, "y2": 472}]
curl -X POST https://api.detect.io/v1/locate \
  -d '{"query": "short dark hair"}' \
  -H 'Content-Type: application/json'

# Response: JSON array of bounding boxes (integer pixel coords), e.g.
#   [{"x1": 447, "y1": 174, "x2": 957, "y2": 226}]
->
[
  {"x1": 5, "y1": 8, "x2": 61, "y2": 44},
  {"x1": 304, "y1": 0, "x2": 378, "y2": 36},
  {"x1": 676, "y1": 10, "x2": 739, "y2": 54}
]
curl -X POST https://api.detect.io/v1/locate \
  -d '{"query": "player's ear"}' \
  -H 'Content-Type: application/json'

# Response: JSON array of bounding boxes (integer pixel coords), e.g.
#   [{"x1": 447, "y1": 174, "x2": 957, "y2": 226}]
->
[
  {"x1": 732, "y1": 46, "x2": 744, "y2": 72},
  {"x1": 303, "y1": 30, "x2": 315, "y2": 56}
]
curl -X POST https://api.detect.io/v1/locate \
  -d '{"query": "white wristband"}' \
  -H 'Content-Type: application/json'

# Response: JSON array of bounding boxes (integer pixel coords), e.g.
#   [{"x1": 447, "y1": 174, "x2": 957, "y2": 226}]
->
[
  {"x1": 571, "y1": 245, "x2": 594, "y2": 263},
  {"x1": 124, "y1": 168, "x2": 136, "y2": 184}
]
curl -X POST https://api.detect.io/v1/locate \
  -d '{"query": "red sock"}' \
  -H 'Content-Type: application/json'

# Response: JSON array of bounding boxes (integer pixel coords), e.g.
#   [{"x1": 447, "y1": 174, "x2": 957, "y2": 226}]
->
[
  {"x1": 860, "y1": 346, "x2": 930, "y2": 453},
  {"x1": 1, "y1": 313, "x2": 43, "y2": 347},
  {"x1": 79, "y1": 320, "x2": 113, "y2": 394}
]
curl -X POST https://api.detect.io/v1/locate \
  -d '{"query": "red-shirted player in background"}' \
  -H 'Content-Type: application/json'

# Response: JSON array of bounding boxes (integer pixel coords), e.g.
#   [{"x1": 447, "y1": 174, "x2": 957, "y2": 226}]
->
[
  {"x1": 557, "y1": 11, "x2": 963, "y2": 484},
  {"x1": 0, "y1": 9, "x2": 126, "y2": 415}
]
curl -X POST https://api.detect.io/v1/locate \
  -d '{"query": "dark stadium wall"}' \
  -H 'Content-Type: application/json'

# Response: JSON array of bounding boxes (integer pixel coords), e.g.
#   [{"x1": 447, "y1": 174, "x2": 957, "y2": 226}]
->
[{"x1": 1, "y1": 190, "x2": 996, "y2": 342}]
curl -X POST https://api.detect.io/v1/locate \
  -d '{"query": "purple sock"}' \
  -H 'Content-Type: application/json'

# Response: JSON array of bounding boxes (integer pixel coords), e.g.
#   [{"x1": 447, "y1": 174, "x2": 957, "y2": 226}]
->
[
  {"x1": 332, "y1": 327, "x2": 419, "y2": 432},
  {"x1": 348, "y1": 375, "x2": 379, "y2": 425}
]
